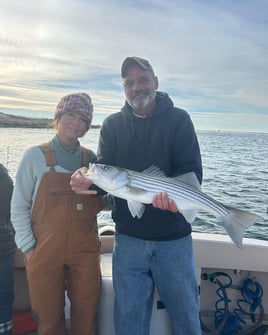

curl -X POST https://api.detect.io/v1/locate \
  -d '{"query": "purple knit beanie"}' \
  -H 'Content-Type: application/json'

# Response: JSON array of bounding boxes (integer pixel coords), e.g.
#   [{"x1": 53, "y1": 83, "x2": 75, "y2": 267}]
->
[{"x1": 54, "y1": 93, "x2": 93, "y2": 128}]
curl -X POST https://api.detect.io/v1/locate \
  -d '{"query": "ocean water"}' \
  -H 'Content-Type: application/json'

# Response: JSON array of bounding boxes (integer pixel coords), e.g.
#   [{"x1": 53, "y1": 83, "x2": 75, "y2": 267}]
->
[{"x1": 0, "y1": 128, "x2": 267, "y2": 241}]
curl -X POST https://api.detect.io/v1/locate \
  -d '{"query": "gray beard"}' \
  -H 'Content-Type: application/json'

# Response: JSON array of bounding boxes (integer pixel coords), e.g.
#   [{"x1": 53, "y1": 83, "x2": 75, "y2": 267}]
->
[
  {"x1": 130, "y1": 91, "x2": 156, "y2": 111},
  {"x1": 131, "y1": 96, "x2": 150, "y2": 110}
]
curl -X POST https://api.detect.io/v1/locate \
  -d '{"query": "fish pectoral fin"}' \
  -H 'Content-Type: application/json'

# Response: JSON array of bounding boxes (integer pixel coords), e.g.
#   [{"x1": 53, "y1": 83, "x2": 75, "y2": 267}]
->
[
  {"x1": 180, "y1": 209, "x2": 198, "y2": 223},
  {"x1": 128, "y1": 201, "x2": 146, "y2": 219}
]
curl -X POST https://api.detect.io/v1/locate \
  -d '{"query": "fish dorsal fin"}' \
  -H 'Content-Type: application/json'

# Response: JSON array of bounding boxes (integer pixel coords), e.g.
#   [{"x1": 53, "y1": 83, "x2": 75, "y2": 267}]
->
[
  {"x1": 175, "y1": 172, "x2": 202, "y2": 192},
  {"x1": 142, "y1": 165, "x2": 166, "y2": 177},
  {"x1": 127, "y1": 201, "x2": 146, "y2": 219}
]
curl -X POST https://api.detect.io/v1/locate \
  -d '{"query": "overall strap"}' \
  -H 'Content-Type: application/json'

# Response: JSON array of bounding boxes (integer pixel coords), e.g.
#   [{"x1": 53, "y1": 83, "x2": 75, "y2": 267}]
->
[
  {"x1": 39, "y1": 143, "x2": 56, "y2": 171},
  {"x1": 40, "y1": 143, "x2": 89, "y2": 169},
  {"x1": 81, "y1": 146, "x2": 90, "y2": 167}
]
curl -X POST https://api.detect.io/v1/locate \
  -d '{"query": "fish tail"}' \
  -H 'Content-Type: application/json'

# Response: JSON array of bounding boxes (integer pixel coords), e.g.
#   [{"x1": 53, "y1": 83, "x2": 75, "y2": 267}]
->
[{"x1": 221, "y1": 207, "x2": 262, "y2": 249}]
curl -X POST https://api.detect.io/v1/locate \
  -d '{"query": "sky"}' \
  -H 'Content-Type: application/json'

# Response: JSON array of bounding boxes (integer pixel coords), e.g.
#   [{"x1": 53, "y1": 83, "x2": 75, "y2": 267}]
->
[{"x1": 0, "y1": 0, "x2": 267, "y2": 132}]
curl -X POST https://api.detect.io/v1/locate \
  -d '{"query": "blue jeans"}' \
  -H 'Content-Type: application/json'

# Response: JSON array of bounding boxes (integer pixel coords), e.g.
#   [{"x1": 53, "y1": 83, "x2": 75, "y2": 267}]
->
[
  {"x1": 0, "y1": 255, "x2": 14, "y2": 335},
  {"x1": 113, "y1": 233, "x2": 201, "y2": 335}
]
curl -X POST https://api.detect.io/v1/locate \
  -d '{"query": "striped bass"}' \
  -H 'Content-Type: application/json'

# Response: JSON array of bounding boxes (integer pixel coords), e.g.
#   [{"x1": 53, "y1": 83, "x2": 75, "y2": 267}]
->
[{"x1": 83, "y1": 163, "x2": 262, "y2": 248}]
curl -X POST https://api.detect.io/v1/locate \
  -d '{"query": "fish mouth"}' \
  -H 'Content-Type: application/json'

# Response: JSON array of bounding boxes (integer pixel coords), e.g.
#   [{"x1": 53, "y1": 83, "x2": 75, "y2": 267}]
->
[{"x1": 84, "y1": 163, "x2": 96, "y2": 176}]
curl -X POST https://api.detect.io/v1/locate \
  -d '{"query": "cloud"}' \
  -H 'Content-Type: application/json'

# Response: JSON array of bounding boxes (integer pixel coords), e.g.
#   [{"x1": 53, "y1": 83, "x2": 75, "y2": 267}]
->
[{"x1": 0, "y1": 0, "x2": 267, "y2": 131}]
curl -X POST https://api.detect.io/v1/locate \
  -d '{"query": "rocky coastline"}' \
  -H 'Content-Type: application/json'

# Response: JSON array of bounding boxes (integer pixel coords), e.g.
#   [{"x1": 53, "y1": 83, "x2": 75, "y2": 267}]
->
[{"x1": 0, "y1": 112, "x2": 100, "y2": 128}]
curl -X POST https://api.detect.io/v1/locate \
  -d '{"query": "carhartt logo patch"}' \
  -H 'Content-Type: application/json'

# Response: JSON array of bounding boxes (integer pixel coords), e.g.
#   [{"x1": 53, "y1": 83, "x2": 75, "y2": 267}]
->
[{"x1": 76, "y1": 203, "x2": 83, "y2": 211}]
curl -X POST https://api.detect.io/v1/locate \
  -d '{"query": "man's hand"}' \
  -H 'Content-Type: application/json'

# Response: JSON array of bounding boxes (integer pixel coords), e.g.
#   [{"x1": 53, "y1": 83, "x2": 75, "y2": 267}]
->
[
  {"x1": 152, "y1": 192, "x2": 178, "y2": 213},
  {"x1": 70, "y1": 167, "x2": 97, "y2": 195}
]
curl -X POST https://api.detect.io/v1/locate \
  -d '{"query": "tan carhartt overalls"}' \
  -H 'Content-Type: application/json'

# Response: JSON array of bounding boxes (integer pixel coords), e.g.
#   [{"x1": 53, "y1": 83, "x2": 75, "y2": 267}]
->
[{"x1": 26, "y1": 143, "x2": 104, "y2": 335}]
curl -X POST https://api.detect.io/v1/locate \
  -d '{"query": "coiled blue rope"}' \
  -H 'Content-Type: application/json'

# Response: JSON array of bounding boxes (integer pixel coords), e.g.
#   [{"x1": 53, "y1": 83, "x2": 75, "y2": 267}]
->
[
  {"x1": 212, "y1": 273, "x2": 243, "y2": 334},
  {"x1": 234, "y1": 278, "x2": 263, "y2": 324},
  {"x1": 200, "y1": 272, "x2": 264, "y2": 335}
]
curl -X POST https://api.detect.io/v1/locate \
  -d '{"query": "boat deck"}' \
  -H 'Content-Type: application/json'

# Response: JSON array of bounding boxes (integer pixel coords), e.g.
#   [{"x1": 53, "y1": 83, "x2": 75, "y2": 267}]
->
[{"x1": 13, "y1": 232, "x2": 268, "y2": 335}]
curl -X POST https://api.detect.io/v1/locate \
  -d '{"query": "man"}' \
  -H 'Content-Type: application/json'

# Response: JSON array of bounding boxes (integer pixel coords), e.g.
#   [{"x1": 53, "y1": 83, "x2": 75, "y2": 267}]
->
[{"x1": 71, "y1": 57, "x2": 202, "y2": 334}]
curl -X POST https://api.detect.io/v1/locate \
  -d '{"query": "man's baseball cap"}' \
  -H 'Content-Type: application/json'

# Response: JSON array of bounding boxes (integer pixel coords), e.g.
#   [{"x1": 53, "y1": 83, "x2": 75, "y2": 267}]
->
[{"x1": 121, "y1": 56, "x2": 155, "y2": 78}]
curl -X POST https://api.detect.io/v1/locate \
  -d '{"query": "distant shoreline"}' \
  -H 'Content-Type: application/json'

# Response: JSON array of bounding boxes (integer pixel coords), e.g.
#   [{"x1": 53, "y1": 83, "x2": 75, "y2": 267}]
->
[
  {"x1": 0, "y1": 112, "x2": 101, "y2": 129},
  {"x1": 0, "y1": 112, "x2": 266, "y2": 135}
]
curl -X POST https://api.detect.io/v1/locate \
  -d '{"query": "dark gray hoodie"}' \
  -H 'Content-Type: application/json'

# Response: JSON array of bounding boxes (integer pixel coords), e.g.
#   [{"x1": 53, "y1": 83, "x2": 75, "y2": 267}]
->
[{"x1": 97, "y1": 92, "x2": 202, "y2": 241}]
